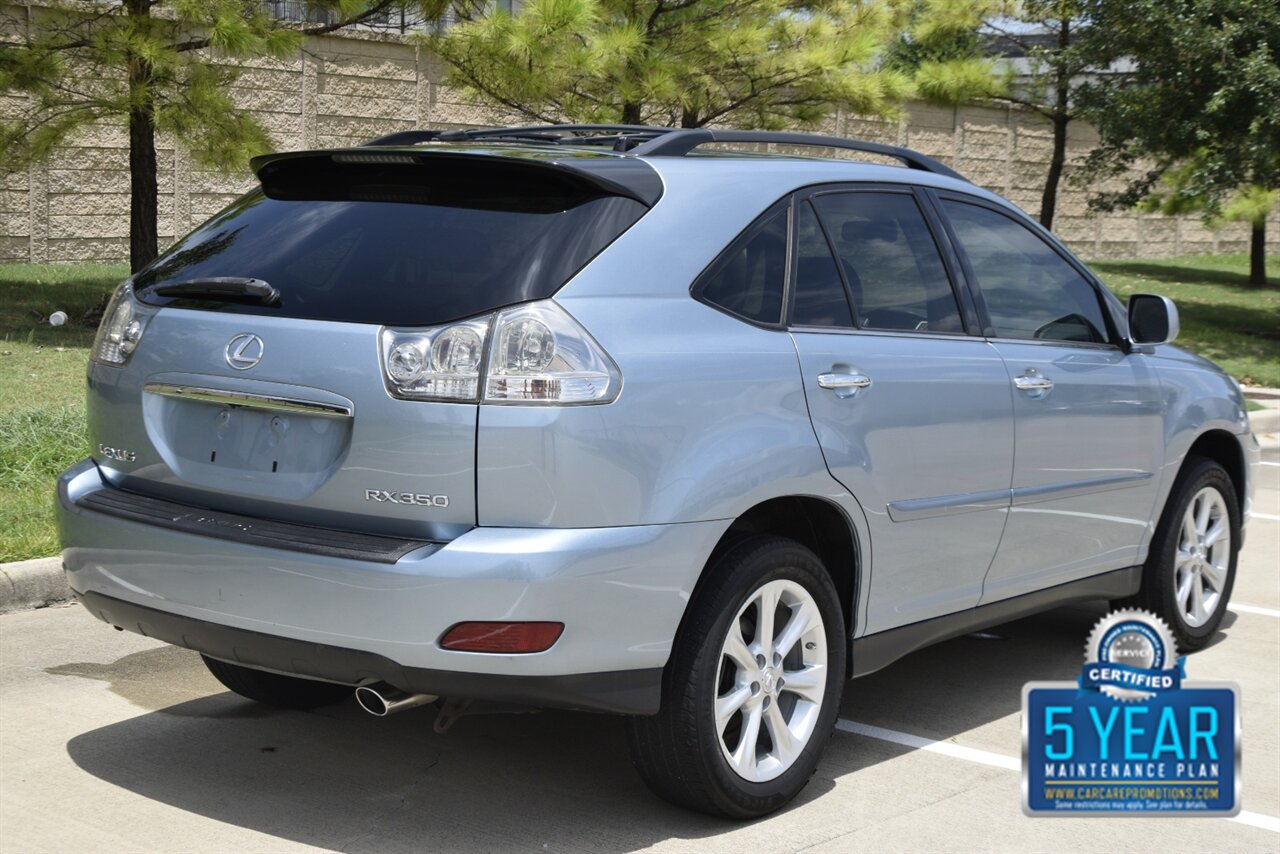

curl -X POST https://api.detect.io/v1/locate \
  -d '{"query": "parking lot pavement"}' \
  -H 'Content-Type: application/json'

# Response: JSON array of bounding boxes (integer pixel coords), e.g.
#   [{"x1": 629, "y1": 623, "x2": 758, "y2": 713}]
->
[{"x1": 2, "y1": 465, "x2": 1277, "y2": 853}]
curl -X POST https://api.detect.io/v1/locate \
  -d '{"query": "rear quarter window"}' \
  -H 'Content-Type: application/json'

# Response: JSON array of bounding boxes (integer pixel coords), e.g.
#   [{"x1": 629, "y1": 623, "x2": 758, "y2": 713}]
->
[{"x1": 694, "y1": 209, "x2": 788, "y2": 326}]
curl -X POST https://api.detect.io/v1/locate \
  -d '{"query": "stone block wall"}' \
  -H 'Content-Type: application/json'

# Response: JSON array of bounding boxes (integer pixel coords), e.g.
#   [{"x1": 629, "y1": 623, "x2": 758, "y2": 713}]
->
[{"x1": 1, "y1": 20, "x2": 1276, "y2": 263}]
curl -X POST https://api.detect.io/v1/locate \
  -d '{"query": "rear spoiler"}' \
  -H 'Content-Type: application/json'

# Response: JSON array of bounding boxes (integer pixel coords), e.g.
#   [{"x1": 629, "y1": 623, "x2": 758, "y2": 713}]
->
[{"x1": 249, "y1": 148, "x2": 664, "y2": 207}]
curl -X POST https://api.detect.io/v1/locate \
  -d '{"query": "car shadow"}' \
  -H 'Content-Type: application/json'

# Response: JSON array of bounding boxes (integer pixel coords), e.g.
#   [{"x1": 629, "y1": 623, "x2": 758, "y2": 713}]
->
[
  {"x1": 60, "y1": 602, "x2": 1231, "y2": 850},
  {"x1": 60, "y1": 645, "x2": 840, "y2": 851}
]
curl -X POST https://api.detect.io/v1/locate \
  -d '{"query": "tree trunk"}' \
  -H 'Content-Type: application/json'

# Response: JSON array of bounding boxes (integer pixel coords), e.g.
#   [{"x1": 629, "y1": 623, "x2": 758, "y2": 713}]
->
[
  {"x1": 126, "y1": 0, "x2": 158, "y2": 273},
  {"x1": 128, "y1": 102, "x2": 158, "y2": 273},
  {"x1": 1250, "y1": 220, "x2": 1267, "y2": 286},
  {"x1": 680, "y1": 107, "x2": 699, "y2": 128},
  {"x1": 621, "y1": 102, "x2": 642, "y2": 125},
  {"x1": 1039, "y1": 19, "x2": 1072, "y2": 231},
  {"x1": 1040, "y1": 112, "x2": 1067, "y2": 230}
]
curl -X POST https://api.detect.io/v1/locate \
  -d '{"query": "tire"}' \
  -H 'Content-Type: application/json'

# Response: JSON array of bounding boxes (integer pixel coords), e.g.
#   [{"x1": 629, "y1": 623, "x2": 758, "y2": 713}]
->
[
  {"x1": 201, "y1": 655, "x2": 353, "y2": 710},
  {"x1": 1127, "y1": 457, "x2": 1240, "y2": 652},
  {"x1": 625, "y1": 536, "x2": 847, "y2": 819}
]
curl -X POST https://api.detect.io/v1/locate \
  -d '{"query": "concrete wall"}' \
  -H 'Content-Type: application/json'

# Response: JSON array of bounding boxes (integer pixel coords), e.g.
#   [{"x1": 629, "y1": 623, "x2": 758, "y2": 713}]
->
[{"x1": 2, "y1": 25, "x2": 1276, "y2": 263}]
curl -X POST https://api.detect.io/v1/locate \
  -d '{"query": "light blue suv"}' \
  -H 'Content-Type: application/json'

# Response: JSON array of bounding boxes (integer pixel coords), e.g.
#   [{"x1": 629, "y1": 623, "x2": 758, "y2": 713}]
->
[{"x1": 57, "y1": 125, "x2": 1260, "y2": 818}]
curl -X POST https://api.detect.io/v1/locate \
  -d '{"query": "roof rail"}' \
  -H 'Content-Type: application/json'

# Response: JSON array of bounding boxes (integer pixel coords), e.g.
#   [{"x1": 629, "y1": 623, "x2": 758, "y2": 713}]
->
[
  {"x1": 358, "y1": 124, "x2": 966, "y2": 181},
  {"x1": 623, "y1": 129, "x2": 967, "y2": 181}
]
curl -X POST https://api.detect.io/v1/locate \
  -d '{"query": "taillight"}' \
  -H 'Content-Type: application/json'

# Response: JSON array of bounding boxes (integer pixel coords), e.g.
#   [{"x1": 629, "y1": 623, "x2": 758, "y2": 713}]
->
[
  {"x1": 91, "y1": 282, "x2": 148, "y2": 366},
  {"x1": 380, "y1": 316, "x2": 490, "y2": 401},
  {"x1": 380, "y1": 300, "x2": 621, "y2": 405}
]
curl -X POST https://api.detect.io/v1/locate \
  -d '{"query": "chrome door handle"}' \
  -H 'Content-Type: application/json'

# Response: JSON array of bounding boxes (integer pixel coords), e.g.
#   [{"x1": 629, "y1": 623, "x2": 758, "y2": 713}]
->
[
  {"x1": 817, "y1": 372, "x2": 872, "y2": 390},
  {"x1": 1012, "y1": 372, "x2": 1054, "y2": 392}
]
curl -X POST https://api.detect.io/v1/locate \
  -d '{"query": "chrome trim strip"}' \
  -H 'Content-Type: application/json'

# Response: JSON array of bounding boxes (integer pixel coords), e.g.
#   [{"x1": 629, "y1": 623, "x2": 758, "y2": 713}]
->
[
  {"x1": 887, "y1": 488, "x2": 1011, "y2": 522},
  {"x1": 1010, "y1": 472, "x2": 1152, "y2": 506},
  {"x1": 143, "y1": 383, "x2": 354, "y2": 419},
  {"x1": 887, "y1": 472, "x2": 1152, "y2": 522}
]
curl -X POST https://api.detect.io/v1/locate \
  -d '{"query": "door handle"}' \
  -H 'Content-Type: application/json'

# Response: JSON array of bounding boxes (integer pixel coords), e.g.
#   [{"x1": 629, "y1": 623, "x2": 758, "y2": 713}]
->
[
  {"x1": 1012, "y1": 370, "x2": 1053, "y2": 393},
  {"x1": 817, "y1": 372, "x2": 872, "y2": 390}
]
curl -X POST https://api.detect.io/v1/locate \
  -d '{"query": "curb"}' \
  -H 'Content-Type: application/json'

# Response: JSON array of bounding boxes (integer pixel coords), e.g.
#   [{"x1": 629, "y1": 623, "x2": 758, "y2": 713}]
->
[
  {"x1": 0, "y1": 557, "x2": 71, "y2": 615},
  {"x1": 1248, "y1": 407, "x2": 1280, "y2": 438}
]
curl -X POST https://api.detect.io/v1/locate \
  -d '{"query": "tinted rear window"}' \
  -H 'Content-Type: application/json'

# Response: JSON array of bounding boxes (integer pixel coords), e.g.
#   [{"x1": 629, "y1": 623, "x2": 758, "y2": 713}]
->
[{"x1": 134, "y1": 157, "x2": 649, "y2": 325}]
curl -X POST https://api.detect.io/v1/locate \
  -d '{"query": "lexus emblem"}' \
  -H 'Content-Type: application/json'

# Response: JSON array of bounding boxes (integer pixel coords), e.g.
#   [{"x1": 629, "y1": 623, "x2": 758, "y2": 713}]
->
[{"x1": 225, "y1": 333, "x2": 264, "y2": 371}]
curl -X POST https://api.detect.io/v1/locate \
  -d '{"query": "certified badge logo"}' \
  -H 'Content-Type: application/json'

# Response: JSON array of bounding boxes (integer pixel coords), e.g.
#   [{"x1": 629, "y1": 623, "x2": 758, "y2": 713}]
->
[
  {"x1": 1082, "y1": 610, "x2": 1181, "y2": 701},
  {"x1": 1022, "y1": 609, "x2": 1240, "y2": 817}
]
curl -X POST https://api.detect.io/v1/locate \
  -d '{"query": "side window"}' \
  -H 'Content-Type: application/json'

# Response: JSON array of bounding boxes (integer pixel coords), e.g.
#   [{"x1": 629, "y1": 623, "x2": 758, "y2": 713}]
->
[
  {"x1": 696, "y1": 209, "x2": 787, "y2": 325},
  {"x1": 792, "y1": 201, "x2": 854, "y2": 328},
  {"x1": 941, "y1": 200, "x2": 1110, "y2": 344},
  {"x1": 811, "y1": 192, "x2": 964, "y2": 334}
]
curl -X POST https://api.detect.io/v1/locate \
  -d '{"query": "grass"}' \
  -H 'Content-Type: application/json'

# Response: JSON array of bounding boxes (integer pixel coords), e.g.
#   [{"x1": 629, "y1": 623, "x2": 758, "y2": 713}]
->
[
  {"x1": 0, "y1": 254, "x2": 1275, "y2": 563},
  {"x1": 0, "y1": 263, "x2": 126, "y2": 562},
  {"x1": 1089, "y1": 254, "x2": 1280, "y2": 388}
]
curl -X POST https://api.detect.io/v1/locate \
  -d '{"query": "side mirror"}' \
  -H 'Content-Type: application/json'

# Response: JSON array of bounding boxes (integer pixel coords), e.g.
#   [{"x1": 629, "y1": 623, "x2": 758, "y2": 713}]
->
[{"x1": 1128, "y1": 293, "x2": 1179, "y2": 346}]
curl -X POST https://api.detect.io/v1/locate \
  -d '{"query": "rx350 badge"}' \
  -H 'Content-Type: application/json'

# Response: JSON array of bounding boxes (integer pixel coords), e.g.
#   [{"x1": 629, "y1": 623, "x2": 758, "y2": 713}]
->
[
  {"x1": 1022, "y1": 608, "x2": 1240, "y2": 817},
  {"x1": 364, "y1": 489, "x2": 448, "y2": 508}
]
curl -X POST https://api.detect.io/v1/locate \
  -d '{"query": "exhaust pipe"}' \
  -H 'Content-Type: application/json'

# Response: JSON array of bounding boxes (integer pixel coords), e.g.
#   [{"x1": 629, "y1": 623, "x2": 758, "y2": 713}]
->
[{"x1": 354, "y1": 682, "x2": 437, "y2": 717}]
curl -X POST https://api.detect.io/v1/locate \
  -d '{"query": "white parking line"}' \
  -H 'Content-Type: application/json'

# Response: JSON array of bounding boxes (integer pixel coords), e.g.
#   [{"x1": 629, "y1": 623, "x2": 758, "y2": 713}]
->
[
  {"x1": 1260, "y1": 461, "x2": 1280, "y2": 468},
  {"x1": 1252, "y1": 512, "x2": 1280, "y2": 521},
  {"x1": 1231, "y1": 812, "x2": 1280, "y2": 833},
  {"x1": 1233, "y1": 603, "x2": 1280, "y2": 618},
  {"x1": 834, "y1": 719, "x2": 1019, "y2": 770},
  {"x1": 836, "y1": 719, "x2": 1279, "y2": 832}
]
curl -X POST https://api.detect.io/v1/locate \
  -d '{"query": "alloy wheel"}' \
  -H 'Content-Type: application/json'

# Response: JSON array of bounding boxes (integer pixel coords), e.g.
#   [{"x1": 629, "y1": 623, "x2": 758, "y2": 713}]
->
[
  {"x1": 714, "y1": 579, "x2": 828, "y2": 782},
  {"x1": 1176, "y1": 486, "x2": 1231, "y2": 628}
]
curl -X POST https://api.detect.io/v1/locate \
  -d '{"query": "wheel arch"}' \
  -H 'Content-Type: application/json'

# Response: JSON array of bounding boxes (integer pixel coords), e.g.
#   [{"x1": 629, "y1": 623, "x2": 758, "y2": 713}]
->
[
  {"x1": 684, "y1": 495, "x2": 861, "y2": 677},
  {"x1": 1184, "y1": 429, "x2": 1246, "y2": 514}
]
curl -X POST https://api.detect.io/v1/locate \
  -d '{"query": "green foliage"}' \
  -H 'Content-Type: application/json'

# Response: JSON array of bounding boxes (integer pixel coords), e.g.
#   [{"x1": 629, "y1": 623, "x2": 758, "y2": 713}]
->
[
  {"x1": 429, "y1": 0, "x2": 994, "y2": 129},
  {"x1": 890, "y1": 2, "x2": 1091, "y2": 114},
  {"x1": 1139, "y1": 166, "x2": 1279, "y2": 231},
  {"x1": 886, "y1": 0, "x2": 995, "y2": 86},
  {"x1": 1219, "y1": 186, "x2": 1280, "y2": 230},
  {"x1": 1075, "y1": 0, "x2": 1280, "y2": 218},
  {"x1": 1, "y1": 2, "x2": 446, "y2": 269},
  {"x1": 0, "y1": 403, "x2": 87, "y2": 563},
  {"x1": 3, "y1": 1, "x2": 286, "y2": 172}
]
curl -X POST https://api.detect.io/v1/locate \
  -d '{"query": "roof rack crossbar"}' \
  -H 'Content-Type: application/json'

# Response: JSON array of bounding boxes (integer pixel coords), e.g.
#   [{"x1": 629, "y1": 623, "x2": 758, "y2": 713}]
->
[
  {"x1": 623, "y1": 129, "x2": 967, "y2": 181},
  {"x1": 361, "y1": 130, "x2": 448, "y2": 147},
  {"x1": 438, "y1": 124, "x2": 666, "y2": 140}
]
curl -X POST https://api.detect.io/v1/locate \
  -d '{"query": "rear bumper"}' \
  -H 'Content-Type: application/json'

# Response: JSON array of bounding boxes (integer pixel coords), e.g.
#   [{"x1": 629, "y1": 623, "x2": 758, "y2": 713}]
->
[
  {"x1": 58, "y1": 459, "x2": 727, "y2": 714},
  {"x1": 75, "y1": 589, "x2": 661, "y2": 714}
]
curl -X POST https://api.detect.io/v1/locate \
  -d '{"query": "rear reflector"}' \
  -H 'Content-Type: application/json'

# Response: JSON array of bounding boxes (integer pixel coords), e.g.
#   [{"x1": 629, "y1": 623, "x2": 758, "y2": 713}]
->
[{"x1": 439, "y1": 621, "x2": 564, "y2": 654}]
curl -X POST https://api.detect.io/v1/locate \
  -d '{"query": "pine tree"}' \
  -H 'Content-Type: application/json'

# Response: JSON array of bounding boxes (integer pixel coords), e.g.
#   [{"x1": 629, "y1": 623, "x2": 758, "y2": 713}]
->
[
  {"x1": 1, "y1": 1, "x2": 445, "y2": 272},
  {"x1": 429, "y1": 0, "x2": 993, "y2": 131}
]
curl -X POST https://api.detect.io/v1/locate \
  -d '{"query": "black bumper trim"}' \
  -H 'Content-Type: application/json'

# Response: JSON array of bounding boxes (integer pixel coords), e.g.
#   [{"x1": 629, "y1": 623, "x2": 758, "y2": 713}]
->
[
  {"x1": 75, "y1": 590, "x2": 662, "y2": 715},
  {"x1": 75, "y1": 481, "x2": 436, "y2": 565}
]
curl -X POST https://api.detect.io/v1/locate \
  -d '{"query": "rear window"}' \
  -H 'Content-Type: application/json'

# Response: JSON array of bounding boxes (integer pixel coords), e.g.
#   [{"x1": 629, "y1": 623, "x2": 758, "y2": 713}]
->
[{"x1": 134, "y1": 156, "x2": 649, "y2": 325}]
